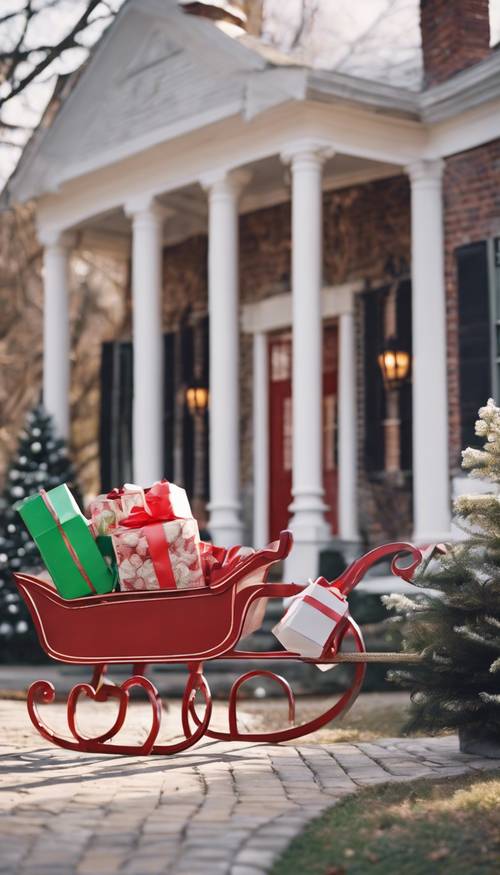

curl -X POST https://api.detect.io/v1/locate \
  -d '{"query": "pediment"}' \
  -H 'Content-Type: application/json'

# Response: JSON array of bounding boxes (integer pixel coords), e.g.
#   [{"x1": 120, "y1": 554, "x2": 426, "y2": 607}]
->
[
  {"x1": 13, "y1": 0, "x2": 266, "y2": 196},
  {"x1": 123, "y1": 29, "x2": 181, "y2": 79}
]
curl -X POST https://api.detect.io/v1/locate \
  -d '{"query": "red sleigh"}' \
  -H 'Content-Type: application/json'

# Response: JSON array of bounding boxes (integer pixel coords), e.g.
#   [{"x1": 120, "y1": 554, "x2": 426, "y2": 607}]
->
[{"x1": 15, "y1": 532, "x2": 423, "y2": 756}]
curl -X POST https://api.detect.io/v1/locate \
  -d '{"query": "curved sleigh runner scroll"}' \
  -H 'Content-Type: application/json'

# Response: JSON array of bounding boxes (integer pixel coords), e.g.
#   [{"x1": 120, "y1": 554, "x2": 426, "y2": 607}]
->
[{"x1": 27, "y1": 668, "x2": 213, "y2": 756}]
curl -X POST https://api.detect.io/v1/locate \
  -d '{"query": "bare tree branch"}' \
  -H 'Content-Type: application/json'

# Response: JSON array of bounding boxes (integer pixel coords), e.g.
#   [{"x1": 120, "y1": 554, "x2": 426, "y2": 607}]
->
[
  {"x1": 0, "y1": 0, "x2": 103, "y2": 110},
  {"x1": 290, "y1": 0, "x2": 319, "y2": 50}
]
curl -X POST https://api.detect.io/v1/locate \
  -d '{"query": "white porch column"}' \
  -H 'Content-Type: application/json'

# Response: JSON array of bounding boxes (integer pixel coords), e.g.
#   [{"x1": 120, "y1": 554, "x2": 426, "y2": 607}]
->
[
  {"x1": 201, "y1": 169, "x2": 249, "y2": 546},
  {"x1": 126, "y1": 196, "x2": 165, "y2": 486},
  {"x1": 40, "y1": 229, "x2": 73, "y2": 439},
  {"x1": 253, "y1": 331, "x2": 269, "y2": 548},
  {"x1": 338, "y1": 304, "x2": 359, "y2": 543},
  {"x1": 282, "y1": 142, "x2": 331, "y2": 581},
  {"x1": 407, "y1": 160, "x2": 451, "y2": 541}
]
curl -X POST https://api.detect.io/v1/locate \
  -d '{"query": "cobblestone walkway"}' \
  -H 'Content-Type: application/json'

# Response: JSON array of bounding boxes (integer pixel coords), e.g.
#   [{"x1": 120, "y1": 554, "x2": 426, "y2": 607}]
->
[{"x1": 1, "y1": 700, "x2": 499, "y2": 875}]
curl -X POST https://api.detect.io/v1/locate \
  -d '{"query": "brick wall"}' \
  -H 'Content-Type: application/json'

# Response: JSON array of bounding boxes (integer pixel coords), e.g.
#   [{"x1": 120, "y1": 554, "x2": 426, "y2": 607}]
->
[
  {"x1": 420, "y1": 0, "x2": 490, "y2": 87},
  {"x1": 444, "y1": 139, "x2": 500, "y2": 467},
  {"x1": 162, "y1": 234, "x2": 207, "y2": 327}
]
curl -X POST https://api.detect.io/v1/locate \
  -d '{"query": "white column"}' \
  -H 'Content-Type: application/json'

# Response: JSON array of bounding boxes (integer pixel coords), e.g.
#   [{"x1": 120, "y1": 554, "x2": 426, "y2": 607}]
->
[
  {"x1": 338, "y1": 305, "x2": 359, "y2": 543},
  {"x1": 253, "y1": 331, "x2": 269, "y2": 548},
  {"x1": 201, "y1": 169, "x2": 249, "y2": 546},
  {"x1": 282, "y1": 142, "x2": 332, "y2": 581},
  {"x1": 39, "y1": 229, "x2": 73, "y2": 439},
  {"x1": 407, "y1": 160, "x2": 451, "y2": 541},
  {"x1": 126, "y1": 195, "x2": 165, "y2": 486}
]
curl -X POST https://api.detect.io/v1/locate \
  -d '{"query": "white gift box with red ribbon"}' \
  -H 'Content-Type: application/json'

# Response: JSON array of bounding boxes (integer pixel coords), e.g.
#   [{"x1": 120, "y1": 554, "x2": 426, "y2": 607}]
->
[{"x1": 272, "y1": 578, "x2": 349, "y2": 663}]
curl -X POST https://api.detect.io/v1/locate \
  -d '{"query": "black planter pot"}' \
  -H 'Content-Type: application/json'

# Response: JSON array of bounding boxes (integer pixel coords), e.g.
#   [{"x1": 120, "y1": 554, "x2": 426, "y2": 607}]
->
[{"x1": 459, "y1": 724, "x2": 500, "y2": 758}]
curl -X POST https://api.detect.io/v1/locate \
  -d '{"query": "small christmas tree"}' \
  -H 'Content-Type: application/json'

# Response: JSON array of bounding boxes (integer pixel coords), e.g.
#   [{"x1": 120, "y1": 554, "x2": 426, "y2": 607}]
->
[
  {"x1": 0, "y1": 404, "x2": 80, "y2": 662},
  {"x1": 388, "y1": 399, "x2": 500, "y2": 755}
]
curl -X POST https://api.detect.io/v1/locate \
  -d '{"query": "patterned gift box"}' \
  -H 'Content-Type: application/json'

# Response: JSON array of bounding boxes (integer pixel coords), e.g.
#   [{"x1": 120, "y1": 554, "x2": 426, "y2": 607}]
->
[
  {"x1": 272, "y1": 578, "x2": 349, "y2": 664},
  {"x1": 112, "y1": 517, "x2": 205, "y2": 592},
  {"x1": 87, "y1": 481, "x2": 192, "y2": 535},
  {"x1": 87, "y1": 484, "x2": 146, "y2": 535}
]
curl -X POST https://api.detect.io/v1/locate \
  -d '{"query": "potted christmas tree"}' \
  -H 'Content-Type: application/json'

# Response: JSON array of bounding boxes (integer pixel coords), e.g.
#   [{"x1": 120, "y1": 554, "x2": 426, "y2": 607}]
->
[{"x1": 388, "y1": 399, "x2": 500, "y2": 757}]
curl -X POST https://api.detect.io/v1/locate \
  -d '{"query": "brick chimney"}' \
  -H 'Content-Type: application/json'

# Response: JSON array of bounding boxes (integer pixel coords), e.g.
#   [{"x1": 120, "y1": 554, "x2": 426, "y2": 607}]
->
[{"x1": 420, "y1": 0, "x2": 491, "y2": 87}]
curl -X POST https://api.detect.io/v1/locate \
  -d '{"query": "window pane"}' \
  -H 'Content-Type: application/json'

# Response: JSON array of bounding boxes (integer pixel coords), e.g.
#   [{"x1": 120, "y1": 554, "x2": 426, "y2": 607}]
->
[{"x1": 271, "y1": 340, "x2": 292, "y2": 381}]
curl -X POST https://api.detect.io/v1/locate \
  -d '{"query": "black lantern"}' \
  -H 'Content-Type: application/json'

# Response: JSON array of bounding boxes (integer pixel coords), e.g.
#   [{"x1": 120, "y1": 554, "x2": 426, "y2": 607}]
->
[{"x1": 378, "y1": 337, "x2": 411, "y2": 389}]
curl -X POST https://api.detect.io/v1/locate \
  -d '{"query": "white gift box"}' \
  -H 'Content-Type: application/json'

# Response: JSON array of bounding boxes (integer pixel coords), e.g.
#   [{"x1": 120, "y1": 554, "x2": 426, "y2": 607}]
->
[{"x1": 272, "y1": 579, "x2": 349, "y2": 664}]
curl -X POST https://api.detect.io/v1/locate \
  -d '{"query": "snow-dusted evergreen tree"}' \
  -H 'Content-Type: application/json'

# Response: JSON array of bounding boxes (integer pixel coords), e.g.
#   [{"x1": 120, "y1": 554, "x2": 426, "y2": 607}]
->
[
  {"x1": 388, "y1": 399, "x2": 500, "y2": 753},
  {"x1": 0, "y1": 404, "x2": 80, "y2": 662}
]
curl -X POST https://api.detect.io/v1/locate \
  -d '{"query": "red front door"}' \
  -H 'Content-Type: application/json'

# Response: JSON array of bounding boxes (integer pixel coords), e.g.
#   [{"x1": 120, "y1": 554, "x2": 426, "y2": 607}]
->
[{"x1": 268, "y1": 324, "x2": 338, "y2": 540}]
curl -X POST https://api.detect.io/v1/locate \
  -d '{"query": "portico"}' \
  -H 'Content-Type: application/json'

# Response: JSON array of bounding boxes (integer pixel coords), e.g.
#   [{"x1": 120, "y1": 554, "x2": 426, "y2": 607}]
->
[{"x1": 8, "y1": 0, "x2": 491, "y2": 578}]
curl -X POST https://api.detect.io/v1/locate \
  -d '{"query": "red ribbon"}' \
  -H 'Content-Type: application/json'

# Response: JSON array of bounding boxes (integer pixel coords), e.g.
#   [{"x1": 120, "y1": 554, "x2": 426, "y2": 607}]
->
[
  {"x1": 39, "y1": 489, "x2": 97, "y2": 595},
  {"x1": 143, "y1": 523, "x2": 176, "y2": 590},
  {"x1": 302, "y1": 594, "x2": 345, "y2": 624},
  {"x1": 199, "y1": 542, "x2": 227, "y2": 578},
  {"x1": 106, "y1": 487, "x2": 123, "y2": 499},
  {"x1": 120, "y1": 481, "x2": 177, "y2": 528}
]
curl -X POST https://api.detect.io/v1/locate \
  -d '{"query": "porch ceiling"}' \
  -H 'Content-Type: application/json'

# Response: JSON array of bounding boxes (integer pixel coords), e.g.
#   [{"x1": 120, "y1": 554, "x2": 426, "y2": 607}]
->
[{"x1": 75, "y1": 151, "x2": 401, "y2": 251}]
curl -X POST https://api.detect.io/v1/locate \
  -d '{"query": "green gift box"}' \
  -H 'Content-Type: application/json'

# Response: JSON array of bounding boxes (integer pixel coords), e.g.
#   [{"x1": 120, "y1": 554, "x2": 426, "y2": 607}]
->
[
  {"x1": 18, "y1": 484, "x2": 114, "y2": 599},
  {"x1": 96, "y1": 535, "x2": 119, "y2": 590}
]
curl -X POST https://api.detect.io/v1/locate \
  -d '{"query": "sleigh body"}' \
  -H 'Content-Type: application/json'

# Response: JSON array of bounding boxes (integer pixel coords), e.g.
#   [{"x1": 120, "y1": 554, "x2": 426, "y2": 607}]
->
[{"x1": 15, "y1": 533, "x2": 424, "y2": 756}]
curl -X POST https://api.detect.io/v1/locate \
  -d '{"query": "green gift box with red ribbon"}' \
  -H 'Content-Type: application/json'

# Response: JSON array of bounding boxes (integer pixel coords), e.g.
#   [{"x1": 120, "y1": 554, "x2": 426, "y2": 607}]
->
[{"x1": 18, "y1": 484, "x2": 115, "y2": 599}]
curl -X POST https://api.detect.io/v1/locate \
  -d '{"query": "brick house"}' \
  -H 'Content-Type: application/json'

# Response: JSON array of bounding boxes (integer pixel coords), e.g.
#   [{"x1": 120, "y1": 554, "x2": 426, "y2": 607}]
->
[{"x1": 3, "y1": 0, "x2": 500, "y2": 580}]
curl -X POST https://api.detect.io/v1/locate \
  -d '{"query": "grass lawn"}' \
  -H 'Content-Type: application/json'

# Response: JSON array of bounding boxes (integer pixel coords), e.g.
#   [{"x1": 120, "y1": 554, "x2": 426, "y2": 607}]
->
[
  {"x1": 241, "y1": 692, "x2": 444, "y2": 743},
  {"x1": 270, "y1": 773, "x2": 500, "y2": 875}
]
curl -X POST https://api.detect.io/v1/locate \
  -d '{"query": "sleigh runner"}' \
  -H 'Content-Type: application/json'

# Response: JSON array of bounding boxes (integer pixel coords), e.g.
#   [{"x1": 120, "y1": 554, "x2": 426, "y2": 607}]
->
[{"x1": 15, "y1": 531, "x2": 425, "y2": 756}]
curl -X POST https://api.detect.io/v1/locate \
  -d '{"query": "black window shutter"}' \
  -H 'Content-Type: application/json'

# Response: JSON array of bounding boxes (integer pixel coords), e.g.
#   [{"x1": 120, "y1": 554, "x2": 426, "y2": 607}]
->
[
  {"x1": 363, "y1": 289, "x2": 386, "y2": 471},
  {"x1": 457, "y1": 242, "x2": 491, "y2": 450},
  {"x1": 163, "y1": 332, "x2": 175, "y2": 480},
  {"x1": 396, "y1": 279, "x2": 412, "y2": 471},
  {"x1": 118, "y1": 342, "x2": 134, "y2": 485},
  {"x1": 180, "y1": 320, "x2": 194, "y2": 498},
  {"x1": 99, "y1": 342, "x2": 114, "y2": 492}
]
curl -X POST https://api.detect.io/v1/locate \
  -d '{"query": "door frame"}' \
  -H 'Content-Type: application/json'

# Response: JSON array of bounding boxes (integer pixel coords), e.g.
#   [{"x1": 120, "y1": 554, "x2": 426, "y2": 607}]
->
[{"x1": 243, "y1": 281, "x2": 361, "y2": 547}]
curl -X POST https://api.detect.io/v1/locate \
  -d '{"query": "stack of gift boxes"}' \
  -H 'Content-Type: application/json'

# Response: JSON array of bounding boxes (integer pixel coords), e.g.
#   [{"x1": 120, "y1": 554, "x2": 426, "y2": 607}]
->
[
  {"x1": 18, "y1": 480, "x2": 210, "y2": 599},
  {"x1": 17, "y1": 479, "x2": 351, "y2": 663}
]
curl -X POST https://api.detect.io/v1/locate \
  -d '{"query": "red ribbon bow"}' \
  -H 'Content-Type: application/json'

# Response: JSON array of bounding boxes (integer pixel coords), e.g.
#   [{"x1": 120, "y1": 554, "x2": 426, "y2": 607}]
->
[{"x1": 120, "y1": 481, "x2": 178, "y2": 528}]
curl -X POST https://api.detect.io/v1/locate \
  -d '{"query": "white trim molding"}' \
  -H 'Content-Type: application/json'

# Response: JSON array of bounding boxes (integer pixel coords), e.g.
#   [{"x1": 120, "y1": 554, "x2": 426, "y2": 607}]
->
[{"x1": 242, "y1": 282, "x2": 363, "y2": 335}]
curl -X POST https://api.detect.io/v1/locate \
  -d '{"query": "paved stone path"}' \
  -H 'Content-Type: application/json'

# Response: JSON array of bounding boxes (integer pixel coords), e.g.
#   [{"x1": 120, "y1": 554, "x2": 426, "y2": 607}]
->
[{"x1": 1, "y1": 700, "x2": 499, "y2": 875}]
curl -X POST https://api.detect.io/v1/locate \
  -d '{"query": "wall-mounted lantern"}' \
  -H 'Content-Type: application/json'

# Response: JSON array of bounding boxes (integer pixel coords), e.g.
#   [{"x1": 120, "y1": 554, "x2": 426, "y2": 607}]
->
[
  {"x1": 186, "y1": 379, "x2": 209, "y2": 416},
  {"x1": 378, "y1": 337, "x2": 411, "y2": 390}
]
